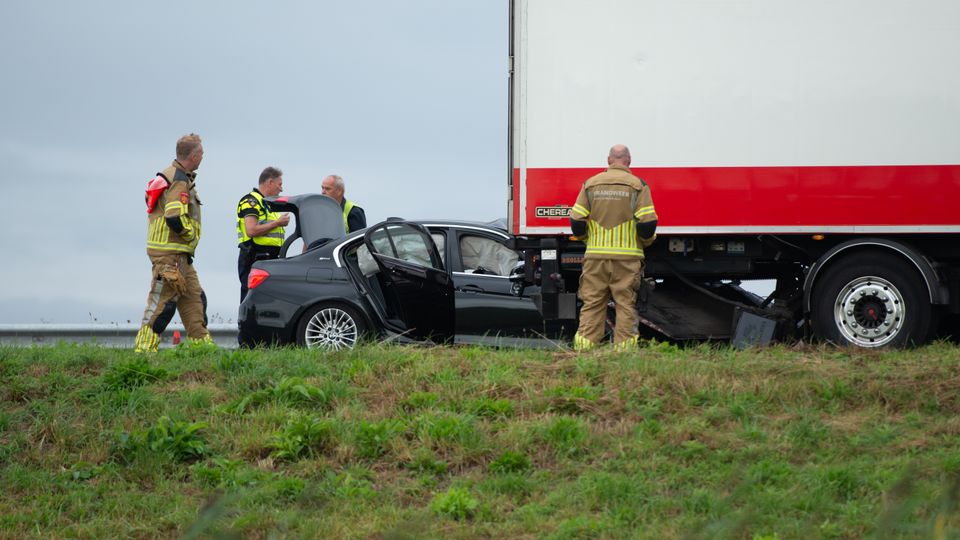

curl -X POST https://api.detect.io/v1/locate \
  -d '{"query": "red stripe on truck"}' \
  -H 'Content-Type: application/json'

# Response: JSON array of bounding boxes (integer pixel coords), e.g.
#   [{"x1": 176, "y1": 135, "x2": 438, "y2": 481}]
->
[{"x1": 514, "y1": 164, "x2": 960, "y2": 234}]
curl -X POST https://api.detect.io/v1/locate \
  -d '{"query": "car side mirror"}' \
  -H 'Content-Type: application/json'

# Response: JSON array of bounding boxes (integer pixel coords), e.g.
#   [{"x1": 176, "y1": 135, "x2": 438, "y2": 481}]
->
[{"x1": 509, "y1": 264, "x2": 527, "y2": 296}]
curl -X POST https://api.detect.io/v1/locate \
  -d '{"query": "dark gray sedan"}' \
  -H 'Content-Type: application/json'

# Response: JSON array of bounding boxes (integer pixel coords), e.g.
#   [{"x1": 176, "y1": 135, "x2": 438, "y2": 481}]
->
[{"x1": 238, "y1": 194, "x2": 569, "y2": 350}]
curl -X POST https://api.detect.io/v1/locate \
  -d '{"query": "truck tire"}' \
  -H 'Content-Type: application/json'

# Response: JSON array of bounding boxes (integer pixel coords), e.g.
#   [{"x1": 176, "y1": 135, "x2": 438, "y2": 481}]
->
[
  {"x1": 811, "y1": 253, "x2": 934, "y2": 347},
  {"x1": 296, "y1": 303, "x2": 367, "y2": 351}
]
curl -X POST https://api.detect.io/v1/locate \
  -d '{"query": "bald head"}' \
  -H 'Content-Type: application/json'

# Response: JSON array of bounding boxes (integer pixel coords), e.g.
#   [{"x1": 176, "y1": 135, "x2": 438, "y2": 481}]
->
[{"x1": 608, "y1": 144, "x2": 631, "y2": 167}]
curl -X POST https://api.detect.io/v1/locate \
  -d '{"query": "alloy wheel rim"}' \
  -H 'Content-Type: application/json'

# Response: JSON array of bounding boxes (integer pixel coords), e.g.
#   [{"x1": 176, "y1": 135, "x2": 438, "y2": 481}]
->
[
  {"x1": 833, "y1": 276, "x2": 904, "y2": 347},
  {"x1": 304, "y1": 308, "x2": 358, "y2": 350}
]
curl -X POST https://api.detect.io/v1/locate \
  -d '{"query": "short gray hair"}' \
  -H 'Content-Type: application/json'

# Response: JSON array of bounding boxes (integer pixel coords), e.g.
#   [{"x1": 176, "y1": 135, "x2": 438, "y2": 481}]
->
[
  {"x1": 259, "y1": 166, "x2": 283, "y2": 185},
  {"x1": 327, "y1": 174, "x2": 344, "y2": 190}
]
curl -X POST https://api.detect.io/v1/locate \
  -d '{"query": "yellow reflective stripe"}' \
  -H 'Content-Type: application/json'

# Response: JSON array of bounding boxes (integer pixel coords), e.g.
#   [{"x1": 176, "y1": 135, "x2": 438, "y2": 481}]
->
[
  {"x1": 189, "y1": 334, "x2": 214, "y2": 346},
  {"x1": 585, "y1": 245, "x2": 644, "y2": 255},
  {"x1": 585, "y1": 221, "x2": 640, "y2": 250},
  {"x1": 148, "y1": 210, "x2": 200, "y2": 251},
  {"x1": 147, "y1": 242, "x2": 194, "y2": 252},
  {"x1": 164, "y1": 201, "x2": 186, "y2": 214},
  {"x1": 252, "y1": 239, "x2": 283, "y2": 247},
  {"x1": 571, "y1": 203, "x2": 590, "y2": 218},
  {"x1": 634, "y1": 205, "x2": 655, "y2": 218},
  {"x1": 148, "y1": 219, "x2": 161, "y2": 244},
  {"x1": 574, "y1": 332, "x2": 596, "y2": 351},
  {"x1": 613, "y1": 336, "x2": 638, "y2": 351},
  {"x1": 585, "y1": 245, "x2": 643, "y2": 253},
  {"x1": 134, "y1": 325, "x2": 160, "y2": 353}
]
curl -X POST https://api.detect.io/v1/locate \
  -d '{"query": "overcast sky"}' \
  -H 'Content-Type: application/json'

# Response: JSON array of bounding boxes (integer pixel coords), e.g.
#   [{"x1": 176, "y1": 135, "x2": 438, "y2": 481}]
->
[{"x1": 0, "y1": 1, "x2": 508, "y2": 324}]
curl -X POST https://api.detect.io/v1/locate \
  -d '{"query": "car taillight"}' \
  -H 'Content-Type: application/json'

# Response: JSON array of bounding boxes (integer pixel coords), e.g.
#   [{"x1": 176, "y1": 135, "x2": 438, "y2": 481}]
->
[{"x1": 248, "y1": 268, "x2": 270, "y2": 290}]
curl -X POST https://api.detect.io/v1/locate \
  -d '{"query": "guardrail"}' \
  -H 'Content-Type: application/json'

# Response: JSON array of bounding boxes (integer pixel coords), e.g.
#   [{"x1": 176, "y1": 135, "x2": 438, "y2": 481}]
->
[
  {"x1": 0, "y1": 324, "x2": 563, "y2": 350},
  {"x1": 0, "y1": 324, "x2": 240, "y2": 349}
]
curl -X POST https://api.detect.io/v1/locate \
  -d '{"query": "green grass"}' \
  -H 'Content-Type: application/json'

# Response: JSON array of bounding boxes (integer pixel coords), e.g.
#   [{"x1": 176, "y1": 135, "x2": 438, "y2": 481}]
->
[{"x1": 1, "y1": 341, "x2": 960, "y2": 538}]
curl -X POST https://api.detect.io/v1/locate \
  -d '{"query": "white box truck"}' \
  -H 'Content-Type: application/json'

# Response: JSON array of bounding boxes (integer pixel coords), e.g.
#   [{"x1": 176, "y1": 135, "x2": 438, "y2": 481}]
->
[{"x1": 508, "y1": 0, "x2": 960, "y2": 347}]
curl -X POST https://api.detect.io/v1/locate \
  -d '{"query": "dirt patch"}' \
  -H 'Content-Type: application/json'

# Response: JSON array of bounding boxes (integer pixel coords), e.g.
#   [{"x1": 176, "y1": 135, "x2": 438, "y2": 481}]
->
[{"x1": 176, "y1": 370, "x2": 215, "y2": 383}]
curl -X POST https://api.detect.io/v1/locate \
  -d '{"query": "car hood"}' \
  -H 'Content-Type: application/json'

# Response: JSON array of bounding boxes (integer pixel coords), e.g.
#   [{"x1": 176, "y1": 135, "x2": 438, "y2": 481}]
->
[{"x1": 266, "y1": 194, "x2": 345, "y2": 250}]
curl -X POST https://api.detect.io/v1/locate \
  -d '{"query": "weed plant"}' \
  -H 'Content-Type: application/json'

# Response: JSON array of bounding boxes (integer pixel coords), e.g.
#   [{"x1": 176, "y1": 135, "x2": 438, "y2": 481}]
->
[
  {"x1": 227, "y1": 376, "x2": 341, "y2": 414},
  {"x1": 100, "y1": 356, "x2": 168, "y2": 391},
  {"x1": 266, "y1": 413, "x2": 338, "y2": 461},
  {"x1": 430, "y1": 487, "x2": 480, "y2": 520},
  {"x1": 114, "y1": 415, "x2": 208, "y2": 463}
]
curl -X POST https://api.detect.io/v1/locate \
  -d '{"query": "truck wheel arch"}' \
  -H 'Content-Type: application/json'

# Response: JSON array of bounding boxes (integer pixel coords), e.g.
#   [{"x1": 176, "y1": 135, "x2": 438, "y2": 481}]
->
[{"x1": 803, "y1": 238, "x2": 947, "y2": 314}]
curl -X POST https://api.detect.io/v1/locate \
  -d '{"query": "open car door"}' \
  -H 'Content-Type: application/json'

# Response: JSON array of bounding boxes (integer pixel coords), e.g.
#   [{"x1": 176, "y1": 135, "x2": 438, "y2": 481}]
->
[{"x1": 363, "y1": 220, "x2": 454, "y2": 343}]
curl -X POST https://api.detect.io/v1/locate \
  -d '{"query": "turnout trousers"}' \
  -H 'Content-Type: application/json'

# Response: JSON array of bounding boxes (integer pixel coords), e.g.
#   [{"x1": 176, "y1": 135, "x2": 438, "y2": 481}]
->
[
  {"x1": 574, "y1": 258, "x2": 644, "y2": 351},
  {"x1": 134, "y1": 252, "x2": 210, "y2": 352}
]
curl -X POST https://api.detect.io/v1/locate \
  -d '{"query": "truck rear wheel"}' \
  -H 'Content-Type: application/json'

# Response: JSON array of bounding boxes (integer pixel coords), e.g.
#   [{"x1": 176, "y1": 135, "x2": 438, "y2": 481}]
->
[{"x1": 811, "y1": 253, "x2": 934, "y2": 347}]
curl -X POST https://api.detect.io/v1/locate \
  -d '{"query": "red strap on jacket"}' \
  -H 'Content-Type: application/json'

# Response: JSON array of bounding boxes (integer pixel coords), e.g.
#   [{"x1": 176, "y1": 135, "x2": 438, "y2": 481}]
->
[{"x1": 145, "y1": 175, "x2": 170, "y2": 213}]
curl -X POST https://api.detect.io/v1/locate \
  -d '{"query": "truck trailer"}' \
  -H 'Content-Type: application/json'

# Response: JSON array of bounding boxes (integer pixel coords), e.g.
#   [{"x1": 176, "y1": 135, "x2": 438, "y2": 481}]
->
[{"x1": 508, "y1": 0, "x2": 960, "y2": 347}]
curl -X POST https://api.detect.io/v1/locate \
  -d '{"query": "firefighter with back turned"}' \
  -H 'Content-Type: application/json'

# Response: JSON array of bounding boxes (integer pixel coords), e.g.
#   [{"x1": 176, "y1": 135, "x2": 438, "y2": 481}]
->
[{"x1": 570, "y1": 144, "x2": 658, "y2": 351}]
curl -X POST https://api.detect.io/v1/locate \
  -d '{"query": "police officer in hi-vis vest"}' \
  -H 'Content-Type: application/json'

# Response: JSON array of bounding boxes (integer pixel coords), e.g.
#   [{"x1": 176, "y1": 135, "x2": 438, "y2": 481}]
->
[
  {"x1": 134, "y1": 133, "x2": 212, "y2": 352},
  {"x1": 570, "y1": 144, "x2": 658, "y2": 352},
  {"x1": 321, "y1": 174, "x2": 366, "y2": 233},
  {"x1": 237, "y1": 166, "x2": 290, "y2": 301}
]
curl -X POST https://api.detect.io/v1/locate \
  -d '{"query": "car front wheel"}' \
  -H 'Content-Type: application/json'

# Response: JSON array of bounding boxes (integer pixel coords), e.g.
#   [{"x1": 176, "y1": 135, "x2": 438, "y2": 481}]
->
[{"x1": 296, "y1": 303, "x2": 367, "y2": 350}]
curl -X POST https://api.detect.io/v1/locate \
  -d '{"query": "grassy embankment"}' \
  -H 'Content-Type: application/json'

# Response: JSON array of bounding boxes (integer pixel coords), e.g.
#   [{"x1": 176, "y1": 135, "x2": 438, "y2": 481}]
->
[{"x1": 1, "y1": 341, "x2": 959, "y2": 539}]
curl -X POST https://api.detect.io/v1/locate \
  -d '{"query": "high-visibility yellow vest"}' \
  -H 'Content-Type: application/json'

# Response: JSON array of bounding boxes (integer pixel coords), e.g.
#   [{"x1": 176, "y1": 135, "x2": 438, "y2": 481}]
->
[
  {"x1": 343, "y1": 199, "x2": 356, "y2": 232},
  {"x1": 236, "y1": 190, "x2": 284, "y2": 247}
]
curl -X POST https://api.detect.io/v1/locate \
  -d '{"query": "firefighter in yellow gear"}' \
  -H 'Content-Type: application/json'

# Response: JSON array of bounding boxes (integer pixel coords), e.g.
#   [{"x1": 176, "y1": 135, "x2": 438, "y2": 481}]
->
[
  {"x1": 570, "y1": 144, "x2": 658, "y2": 351},
  {"x1": 134, "y1": 134, "x2": 213, "y2": 352},
  {"x1": 237, "y1": 166, "x2": 289, "y2": 301}
]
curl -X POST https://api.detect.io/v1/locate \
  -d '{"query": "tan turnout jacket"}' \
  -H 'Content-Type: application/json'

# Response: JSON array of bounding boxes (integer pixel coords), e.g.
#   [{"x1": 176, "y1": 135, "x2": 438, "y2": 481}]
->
[
  {"x1": 570, "y1": 164, "x2": 657, "y2": 260},
  {"x1": 146, "y1": 161, "x2": 202, "y2": 256}
]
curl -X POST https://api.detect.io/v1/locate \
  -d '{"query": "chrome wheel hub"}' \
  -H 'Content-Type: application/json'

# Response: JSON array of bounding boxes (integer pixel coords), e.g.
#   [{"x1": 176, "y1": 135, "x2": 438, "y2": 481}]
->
[
  {"x1": 304, "y1": 308, "x2": 358, "y2": 350},
  {"x1": 834, "y1": 276, "x2": 904, "y2": 347}
]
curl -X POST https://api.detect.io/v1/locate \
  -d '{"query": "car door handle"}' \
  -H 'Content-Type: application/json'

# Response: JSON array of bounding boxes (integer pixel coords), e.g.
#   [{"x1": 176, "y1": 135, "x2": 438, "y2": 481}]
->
[{"x1": 459, "y1": 285, "x2": 484, "y2": 294}]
